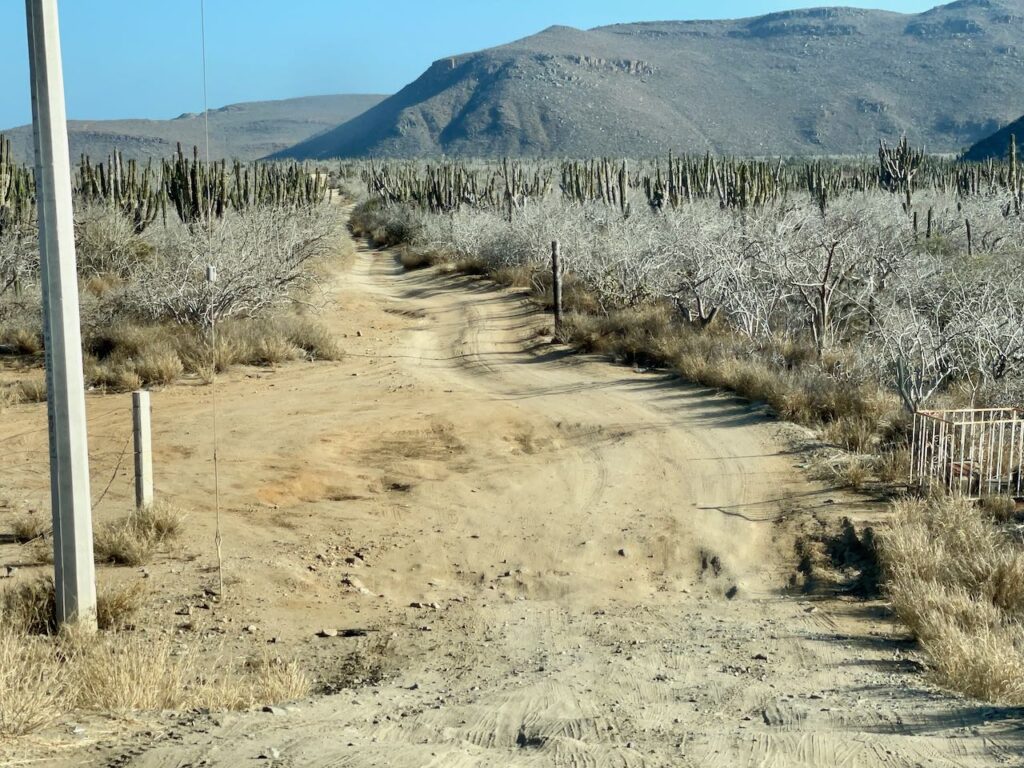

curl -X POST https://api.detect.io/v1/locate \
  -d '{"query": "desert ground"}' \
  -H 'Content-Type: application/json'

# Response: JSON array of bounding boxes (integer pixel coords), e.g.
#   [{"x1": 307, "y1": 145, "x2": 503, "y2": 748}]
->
[{"x1": 2, "y1": 220, "x2": 1021, "y2": 767}]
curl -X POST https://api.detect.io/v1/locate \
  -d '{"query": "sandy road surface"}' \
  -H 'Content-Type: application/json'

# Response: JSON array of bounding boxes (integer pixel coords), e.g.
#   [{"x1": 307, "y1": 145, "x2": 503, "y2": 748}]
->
[{"x1": 4, "y1": 230, "x2": 1021, "y2": 766}]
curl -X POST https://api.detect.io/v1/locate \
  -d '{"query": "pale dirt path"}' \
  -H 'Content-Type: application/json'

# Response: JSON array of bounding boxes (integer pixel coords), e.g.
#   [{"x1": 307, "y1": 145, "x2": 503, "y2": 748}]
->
[
  {"x1": 3, "y1": 226, "x2": 1019, "y2": 766},
  {"x1": 107, "y1": 241, "x2": 1018, "y2": 767}
]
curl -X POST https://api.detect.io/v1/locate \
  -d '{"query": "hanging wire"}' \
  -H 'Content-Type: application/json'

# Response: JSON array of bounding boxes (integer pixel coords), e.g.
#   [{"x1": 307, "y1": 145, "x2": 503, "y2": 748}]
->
[{"x1": 199, "y1": 0, "x2": 224, "y2": 598}]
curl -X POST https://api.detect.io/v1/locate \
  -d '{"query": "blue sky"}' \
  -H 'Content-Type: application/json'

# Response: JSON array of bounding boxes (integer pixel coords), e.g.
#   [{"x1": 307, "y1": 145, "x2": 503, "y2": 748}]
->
[{"x1": 1, "y1": 0, "x2": 937, "y2": 128}]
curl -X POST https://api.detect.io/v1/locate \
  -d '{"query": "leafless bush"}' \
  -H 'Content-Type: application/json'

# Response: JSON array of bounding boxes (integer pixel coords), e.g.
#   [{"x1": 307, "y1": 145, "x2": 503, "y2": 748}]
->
[
  {"x1": 0, "y1": 226, "x2": 36, "y2": 301},
  {"x1": 128, "y1": 205, "x2": 338, "y2": 327},
  {"x1": 75, "y1": 204, "x2": 151, "y2": 278}
]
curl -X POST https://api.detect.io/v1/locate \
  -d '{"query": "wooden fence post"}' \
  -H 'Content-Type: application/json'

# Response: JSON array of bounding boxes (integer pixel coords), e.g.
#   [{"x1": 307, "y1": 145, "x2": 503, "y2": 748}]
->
[
  {"x1": 551, "y1": 240, "x2": 563, "y2": 340},
  {"x1": 132, "y1": 390, "x2": 153, "y2": 509}
]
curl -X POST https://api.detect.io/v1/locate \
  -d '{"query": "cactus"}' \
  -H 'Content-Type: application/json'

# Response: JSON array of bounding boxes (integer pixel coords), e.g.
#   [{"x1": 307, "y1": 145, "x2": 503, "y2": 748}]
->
[
  {"x1": 879, "y1": 135, "x2": 924, "y2": 210},
  {"x1": 0, "y1": 133, "x2": 36, "y2": 238}
]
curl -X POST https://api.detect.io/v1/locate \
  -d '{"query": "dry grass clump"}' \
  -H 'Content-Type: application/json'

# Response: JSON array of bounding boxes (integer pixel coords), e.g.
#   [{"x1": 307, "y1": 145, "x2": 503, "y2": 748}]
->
[
  {"x1": 15, "y1": 378, "x2": 46, "y2": 403},
  {"x1": 1, "y1": 578, "x2": 145, "y2": 636},
  {"x1": 979, "y1": 494, "x2": 1021, "y2": 524},
  {"x1": 85, "y1": 323, "x2": 185, "y2": 389},
  {"x1": 10, "y1": 514, "x2": 49, "y2": 544},
  {"x1": 823, "y1": 415, "x2": 878, "y2": 453},
  {"x1": 836, "y1": 456, "x2": 873, "y2": 491},
  {"x1": 133, "y1": 348, "x2": 185, "y2": 386},
  {"x1": 875, "y1": 448, "x2": 912, "y2": 487},
  {"x1": 93, "y1": 503, "x2": 184, "y2": 567},
  {"x1": 880, "y1": 495, "x2": 1024, "y2": 703},
  {"x1": 0, "y1": 326, "x2": 43, "y2": 356},
  {"x1": 491, "y1": 264, "x2": 535, "y2": 288},
  {"x1": 398, "y1": 246, "x2": 436, "y2": 270},
  {"x1": 278, "y1": 316, "x2": 343, "y2": 362},
  {"x1": 0, "y1": 623, "x2": 311, "y2": 739},
  {"x1": 82, "y1": 314, "x2": 339, "y2": 390},
  {"x1": 0, "y1": 386, "x2": 17, "y2": 411},
  {"x1": 0, "y1": 576, "x2": 310, "y2": 739},
  {"x1": 0, "y1": 627, "x2": 69, "y2": 739}
]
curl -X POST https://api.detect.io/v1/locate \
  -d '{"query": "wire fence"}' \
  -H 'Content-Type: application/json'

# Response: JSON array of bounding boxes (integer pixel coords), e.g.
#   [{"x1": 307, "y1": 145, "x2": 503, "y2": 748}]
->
[{"x1": 1, "y1": 402, "x2": 136, "y2": 512}]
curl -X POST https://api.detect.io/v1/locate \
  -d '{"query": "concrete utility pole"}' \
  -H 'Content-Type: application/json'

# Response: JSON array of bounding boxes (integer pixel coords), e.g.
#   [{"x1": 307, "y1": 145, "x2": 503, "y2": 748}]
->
[{"x1": 25, "y1": 0, "x2": 97, "y2": 628}]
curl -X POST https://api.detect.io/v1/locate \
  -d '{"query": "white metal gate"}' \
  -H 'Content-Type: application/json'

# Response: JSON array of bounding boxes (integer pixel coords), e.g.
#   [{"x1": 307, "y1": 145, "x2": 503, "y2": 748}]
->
[{"x1": 911, "y1": 409, "x2": 1024, "y2": 499}]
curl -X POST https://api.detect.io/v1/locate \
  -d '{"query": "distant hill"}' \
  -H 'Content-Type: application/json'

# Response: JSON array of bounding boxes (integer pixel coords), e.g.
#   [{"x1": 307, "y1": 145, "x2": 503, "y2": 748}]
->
[
  {"x1": 2, "y1": 94, "x2": 387, "y2": 164},
  {"x1": 963, "y1": 114, "x2": 1024, "y2": 160},
  {"x1": 274, "y1": 0, "x2": 1024, "y2": 159}
]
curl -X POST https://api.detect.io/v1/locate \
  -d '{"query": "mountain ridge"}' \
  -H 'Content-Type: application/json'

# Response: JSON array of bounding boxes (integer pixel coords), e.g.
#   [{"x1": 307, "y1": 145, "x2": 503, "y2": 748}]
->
[
  {"x1": 964, "y1": 113, "x2": 1024, "y2": 160},
  {"x1": 273, "y1": 0, "x2": 1024, "y2": 159},
  {"x1": 1, "y1": 94, "x2": 387, "y2": 163}
]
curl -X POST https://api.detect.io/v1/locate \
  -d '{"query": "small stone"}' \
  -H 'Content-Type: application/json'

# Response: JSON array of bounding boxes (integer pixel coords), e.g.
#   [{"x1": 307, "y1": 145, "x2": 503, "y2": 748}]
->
[
  {"x1": 753, "y1": 653, "x2": 768, "y2": 661},
  {"x1": 317, "y1": 628, "x2": 338, "y2": 638},
  {"x1": 262, "y1": 706, "x2": 287, "y2": 716},
  {"x1": 245, "y1": 624, "x2": 258, "y2": 634},
  {"x1": 175, "y1": 606, "x2": 192, "y2": 616}
]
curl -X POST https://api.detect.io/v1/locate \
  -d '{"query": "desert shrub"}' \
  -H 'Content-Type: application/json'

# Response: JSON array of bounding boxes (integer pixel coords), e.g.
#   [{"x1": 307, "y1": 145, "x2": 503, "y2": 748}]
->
[
  {"x1": 350, "y1": 199, "x2": 423, "y2": 247},
  {"x1": 880, "y1": 495, "x2": 1024, "y2": 703}
]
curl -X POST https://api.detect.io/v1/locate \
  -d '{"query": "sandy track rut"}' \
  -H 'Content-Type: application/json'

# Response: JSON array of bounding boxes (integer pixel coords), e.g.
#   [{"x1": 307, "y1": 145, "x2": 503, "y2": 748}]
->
[{"x1": 112, "y1": 244, "x2": 1017, "y2": 768}]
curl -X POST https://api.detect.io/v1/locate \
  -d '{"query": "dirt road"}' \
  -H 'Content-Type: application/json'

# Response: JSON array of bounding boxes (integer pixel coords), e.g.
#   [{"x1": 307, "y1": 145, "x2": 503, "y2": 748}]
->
[{"x1": 5, "y1": 229, "x2": 1020, "y2": 766}]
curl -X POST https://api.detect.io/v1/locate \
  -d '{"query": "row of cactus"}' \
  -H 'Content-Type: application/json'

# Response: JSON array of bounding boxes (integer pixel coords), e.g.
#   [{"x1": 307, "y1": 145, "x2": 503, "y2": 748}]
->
[
  {"x1": 362, "y1": 143, "x2": 1024, "y2": 217},
  {"x1": 161, "y1": 144, "x2": 329, "y2": 225},
  {"x1": 561, "y1": 159, "x2": 631, "y2": 215},
  {"x1": 363, "y1": 159, "x2": 553, "y2": 213},
  {"x1": 77, "y1": 149, "x2": 164, "y2": 232},
  {"x1": 2, "y1": 135, "x2": 331, "y2": 236}
]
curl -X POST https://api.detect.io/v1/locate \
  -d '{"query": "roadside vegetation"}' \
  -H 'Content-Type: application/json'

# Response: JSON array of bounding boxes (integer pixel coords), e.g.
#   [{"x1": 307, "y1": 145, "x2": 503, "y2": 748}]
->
[
  {"x1": 346, "y1": 145, "x2": 1024, "y2": 704},
  {"x1": 0, "y1": 138, "x2": 342, "y2": 408}
]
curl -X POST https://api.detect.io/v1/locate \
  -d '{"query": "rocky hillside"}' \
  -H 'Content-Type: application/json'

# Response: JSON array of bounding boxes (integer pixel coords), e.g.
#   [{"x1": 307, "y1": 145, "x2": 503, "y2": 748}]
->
[
  {"x1": 2, "y1": 94, "x2": 386, "y2": 163},
  {"x1": 275, "y1": 0, "x2": 1024, "y2": 159},
  {"x1": 963, "y1": 113, "x2": 1024, "y2": 160}
]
